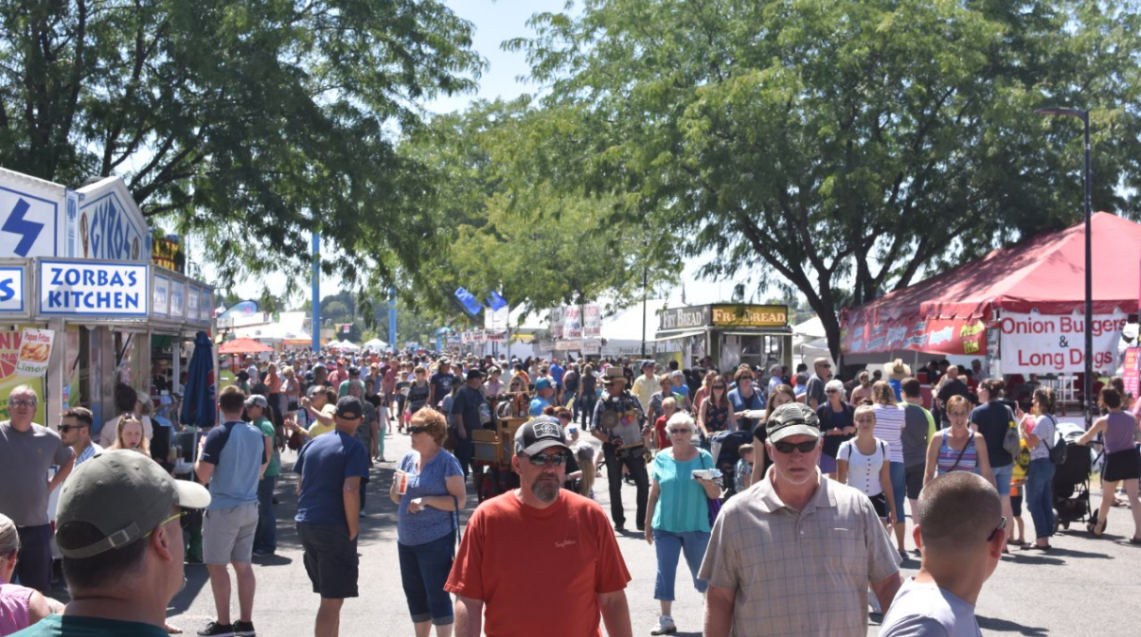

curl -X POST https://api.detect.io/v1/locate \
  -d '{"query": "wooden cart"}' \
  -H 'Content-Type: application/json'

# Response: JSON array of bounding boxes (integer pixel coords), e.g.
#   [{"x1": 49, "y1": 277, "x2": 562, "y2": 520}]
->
[{"x1": 471, "y1": 396, "x2": 533, "y2": 501}]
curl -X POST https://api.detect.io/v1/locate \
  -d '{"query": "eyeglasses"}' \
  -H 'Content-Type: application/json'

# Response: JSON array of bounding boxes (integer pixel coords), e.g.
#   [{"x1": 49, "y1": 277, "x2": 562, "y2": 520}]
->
[
  {"x1": 987, "y1": 516, "x2": 1008, "y2": 542},
  {"x1": 668, "y1": 428, "x2": 693, "y2": 435},
  {"x1": 58, "y1": 424, "x2": 90, "y2": 433},
  {"x1": 818, "y1": 364, "x2": 831, "y2": 369},
  {"x1": 408, "y1": 426, "x2": 428, "y2": 435},
  {"x1": 825, "y1": 389, "x2": 838, "y2": 394},
  {"x1": 525, "y1": 453, "x2": 568, "y2": 466},
  {"x1": 772, "y1": 440, "x2": 818, "y2": 454},
  {"x1": 9, "y1": 400, "x2": 35, "y2": 408},
  {"x1": 145, "y1": 511, "x2": 190, "y2": 538}
]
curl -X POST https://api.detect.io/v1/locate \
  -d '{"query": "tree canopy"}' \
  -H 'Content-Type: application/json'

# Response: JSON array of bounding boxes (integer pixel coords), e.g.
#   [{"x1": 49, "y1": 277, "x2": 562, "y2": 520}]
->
[
  {"x1": 0, "y1": 0, "x2": 483, "y2": 292},
  {"x1": 502, "y1": 0, "x2": 1141, "y2": 358}
]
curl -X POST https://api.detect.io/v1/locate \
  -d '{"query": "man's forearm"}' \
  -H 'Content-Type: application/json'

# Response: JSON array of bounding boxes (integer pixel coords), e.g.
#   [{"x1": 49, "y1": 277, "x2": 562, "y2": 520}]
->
[
  {"x1": 343, "y1": 489, "x2": 361, "y2": 539},
  {"x1": 454, "y1": 597, "x2": 483, "y2": 637},
  {"x1": 598, "y1": 591, "x2": 633, "y2": 637},
  {"x1": 704, "y1": 586, "x2": 735, "y2": 637}
]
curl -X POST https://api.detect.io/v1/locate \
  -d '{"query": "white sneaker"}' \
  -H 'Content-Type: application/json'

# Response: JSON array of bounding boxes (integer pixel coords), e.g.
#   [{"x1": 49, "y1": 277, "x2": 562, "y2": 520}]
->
[{"x1": 651, "y1": 615, "x2": 677, "y2": 635}]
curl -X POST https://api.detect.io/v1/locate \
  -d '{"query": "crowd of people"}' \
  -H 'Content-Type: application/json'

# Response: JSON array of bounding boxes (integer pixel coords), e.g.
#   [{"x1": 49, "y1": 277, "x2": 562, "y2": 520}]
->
[{"x1": 0, "y1": 347, "x2": 1139, "y2": 637}]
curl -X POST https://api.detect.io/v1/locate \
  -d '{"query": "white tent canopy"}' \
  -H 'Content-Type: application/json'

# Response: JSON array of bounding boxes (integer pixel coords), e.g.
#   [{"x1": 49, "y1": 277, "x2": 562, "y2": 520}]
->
[
  {"x1": 363, "y1": 338, "x2": 389, "y2": 350},
  {"x1": 335, "y1": 341, "x2": 360, "y2": 351}
]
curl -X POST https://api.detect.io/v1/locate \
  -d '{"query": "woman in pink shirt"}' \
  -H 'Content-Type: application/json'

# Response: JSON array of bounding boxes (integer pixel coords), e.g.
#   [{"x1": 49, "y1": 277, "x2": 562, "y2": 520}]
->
[{"x1": 0, "y1": 515, "x2": 53, "y2": 636}]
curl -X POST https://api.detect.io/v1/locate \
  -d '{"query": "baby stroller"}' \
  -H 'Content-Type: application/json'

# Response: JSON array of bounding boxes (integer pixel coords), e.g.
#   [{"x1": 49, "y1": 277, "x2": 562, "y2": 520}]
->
[
  {"x1": 709, "y1": 430, "x2": 753, "y2": 498},
  {"x1": 1052, "y1": 422, "x2": 1095, "y2": 532}
]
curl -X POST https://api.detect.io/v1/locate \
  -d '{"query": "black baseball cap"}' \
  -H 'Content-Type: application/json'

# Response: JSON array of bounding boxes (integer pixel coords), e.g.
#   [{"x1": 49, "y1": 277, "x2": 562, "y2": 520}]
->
[
  {"x1": 766, "y1": 403, "x2": 822, "y2": 443},
  {"x1": 466, "y1": 369, "x2": 485, "y2": 381},
  {"x1": 335, "y1": 396, "x2": 363, "y2": 419},
  {"x1": 514, "y1": 417, "x2": 570, "y2": 456}
]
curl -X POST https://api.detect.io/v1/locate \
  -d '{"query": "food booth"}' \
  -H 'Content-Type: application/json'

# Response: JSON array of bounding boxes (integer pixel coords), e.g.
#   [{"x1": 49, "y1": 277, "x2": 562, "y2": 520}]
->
[
  {"x1": 841, "y1": 212, "x2": 1141, "y2": 412},
  {"x1": 656, "y1": 303, "x2": 793, "y2": 370},
  {"x1": 0, "y1": 167, "x2": 213, "y2": 435}
]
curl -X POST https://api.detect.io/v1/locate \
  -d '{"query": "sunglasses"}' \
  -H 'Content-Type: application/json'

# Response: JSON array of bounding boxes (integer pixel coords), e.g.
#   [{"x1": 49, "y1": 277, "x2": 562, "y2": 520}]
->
[
  {"x1": 58, "y1": 424, "x2": 90, "y2": 433},
  {"x1": 525, "y1": 453, "x2": 568, "y2": 466},
  {"x1": 668, "y1": 428, "x2": 693, "y2": 435},
  {"x1": 146, "y1": 510, "x2": 191, "y2": 537},
  {"x1": 987, "y1": 516, "x2": 1008, "y2": 542},
  {"x1": 772, "y1": 440, "x2": 818, "y2": 454},
  {"x1": 9, "y1": 400, "x2": 35, "y2": 408},
  {"x1": 408, "y1": 426, "x2": 428, "y2": 435},
  {"x1": 713, "y1": 385, "x2": 726, "y2": 390}
]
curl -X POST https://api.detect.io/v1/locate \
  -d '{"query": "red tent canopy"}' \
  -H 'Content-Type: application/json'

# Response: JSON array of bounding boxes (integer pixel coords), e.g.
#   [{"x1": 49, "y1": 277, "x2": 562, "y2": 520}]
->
[
  {"x1": 218, "y1": 338, "x2": 274, "y2": 354},
  {"x1": 842, "y1": 212, "x2": 1141, "y2": 356}
]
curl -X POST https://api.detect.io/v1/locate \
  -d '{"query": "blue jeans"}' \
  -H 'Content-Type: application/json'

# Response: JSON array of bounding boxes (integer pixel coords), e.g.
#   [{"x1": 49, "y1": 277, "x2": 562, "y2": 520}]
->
[
  {"x1": 254, "y1": 476, "x2": 277, "y2": 553},
  {"x1": 993, "y1": 463, "x2": 1014, "y2": 497},
  {"x1": 579, "y1": 393, "x2": 598, "y2": 428},
  {"x1": 653, "y1": 529, "x2": 710, "y2": 601},
  {"x1": 398, "y1": 531, "x2": 456, "y2": 626},
  {"x1": 889, "y1": 462, "x2": 907, "y2": 521},
  {"x1": 1025, "y1": 458, "x2": 1056, "y2": 541}
]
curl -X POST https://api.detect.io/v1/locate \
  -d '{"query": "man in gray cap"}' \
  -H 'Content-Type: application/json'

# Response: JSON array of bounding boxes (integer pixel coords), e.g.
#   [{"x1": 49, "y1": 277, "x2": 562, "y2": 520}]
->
[
  {"x1": 447, "y1": 417, "x2": 633, "y2": 637},
  {"x1": 16, "y1": 449, "x2": 209, "y2": 636},
  {"x1": 700, "y1": 402, "x2": 902, "y2": 637}
]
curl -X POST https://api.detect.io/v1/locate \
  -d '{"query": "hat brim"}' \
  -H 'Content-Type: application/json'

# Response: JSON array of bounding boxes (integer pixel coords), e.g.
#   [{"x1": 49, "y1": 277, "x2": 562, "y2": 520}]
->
[
  {"x1": 520, "y1": 439, "x2": 571, "y2": 456},
  {"x1": 768, "y1": 425, "x2": 822, "y2": 444},
  {"x1": 174, "y1": 479, "x2": 211, "y2": 510}
]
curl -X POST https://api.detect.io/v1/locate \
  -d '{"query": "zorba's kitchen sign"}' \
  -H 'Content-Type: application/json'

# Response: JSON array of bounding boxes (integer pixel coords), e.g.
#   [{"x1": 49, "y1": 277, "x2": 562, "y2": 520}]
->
[{"x1": 38, "y1": 260, "x2": 148, "y2": 317}]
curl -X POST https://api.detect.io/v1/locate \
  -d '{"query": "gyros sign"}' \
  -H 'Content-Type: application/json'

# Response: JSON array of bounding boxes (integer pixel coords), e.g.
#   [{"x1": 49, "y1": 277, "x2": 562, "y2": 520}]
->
[{"x1": 998, "y1": 311, "x2": 1126, "y2": 373}]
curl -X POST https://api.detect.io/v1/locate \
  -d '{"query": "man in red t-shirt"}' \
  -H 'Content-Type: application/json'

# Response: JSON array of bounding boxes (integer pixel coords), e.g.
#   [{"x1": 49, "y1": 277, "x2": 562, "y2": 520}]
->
[{"x1": 446, "y1": 417, "x2": 633, "y2": 637}]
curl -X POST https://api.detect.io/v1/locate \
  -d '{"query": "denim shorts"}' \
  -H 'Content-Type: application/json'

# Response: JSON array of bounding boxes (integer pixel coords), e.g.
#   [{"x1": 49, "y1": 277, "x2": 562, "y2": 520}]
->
[{"x1": 992, "y1": 463, "x2": 1014, "y2": 497}]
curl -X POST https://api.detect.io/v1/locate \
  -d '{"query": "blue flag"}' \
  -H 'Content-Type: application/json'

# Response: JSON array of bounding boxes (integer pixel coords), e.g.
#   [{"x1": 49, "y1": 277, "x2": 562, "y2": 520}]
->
[
  {"x1": 487, "y1": 291, "x2": 509, "y2": 312},
  {"x1": 454, "y1": 287, "x2": 483, "y2": 316}
]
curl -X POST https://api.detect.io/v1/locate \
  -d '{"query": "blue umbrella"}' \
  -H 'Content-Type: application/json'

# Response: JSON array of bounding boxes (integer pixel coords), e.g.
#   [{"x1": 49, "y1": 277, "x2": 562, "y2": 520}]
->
[{"x1": 181, "y1": 330, "x2": 216, "y2": 430}]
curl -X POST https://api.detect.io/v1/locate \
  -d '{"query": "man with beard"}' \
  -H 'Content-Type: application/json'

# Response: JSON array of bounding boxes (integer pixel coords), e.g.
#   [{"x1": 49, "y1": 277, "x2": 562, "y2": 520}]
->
[
  {"x1": 701, "y1": 403, "x2": 902, "y2": 637},
  {"x1": 447, "y1": 418, "x2": 633, "y2": 637}
]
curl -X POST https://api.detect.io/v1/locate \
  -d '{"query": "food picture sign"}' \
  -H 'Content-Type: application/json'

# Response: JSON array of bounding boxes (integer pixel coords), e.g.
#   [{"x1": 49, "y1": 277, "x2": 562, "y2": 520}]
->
[
  {"x1": 0, "y1": 329, "x2": 47, "y2": 423},
  {"x1": 16, "y1": 328, "x2": 53, "y2": 376}
]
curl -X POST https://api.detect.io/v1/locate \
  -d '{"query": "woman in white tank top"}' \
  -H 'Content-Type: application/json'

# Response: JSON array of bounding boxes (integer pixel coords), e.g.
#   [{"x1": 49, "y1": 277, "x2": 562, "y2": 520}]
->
[{"x1": 837, "y1": 404, "x2": 896, "y2": 528}]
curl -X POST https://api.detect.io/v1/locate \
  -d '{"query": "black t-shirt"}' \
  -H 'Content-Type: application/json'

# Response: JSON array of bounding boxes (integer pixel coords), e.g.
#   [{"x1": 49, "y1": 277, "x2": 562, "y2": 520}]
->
[
  {"x1": 563, "y1": 370, "x2": 580, "y2": 394},
  {"x1": 971, "y1": 401, "x2": 1014, "y2": 467},
  {"x1": 408, "y1": 381, "x2": 431, "y2": 412},
  {"x1": 430, "y1": 372, "x2": 456, "y2": 406},
  {"x1": 815, "y1": 402, "x2": 854, "y2": 459},
  {"x1": 936, "y1": 378, "x2": 972, "y2": 405}
]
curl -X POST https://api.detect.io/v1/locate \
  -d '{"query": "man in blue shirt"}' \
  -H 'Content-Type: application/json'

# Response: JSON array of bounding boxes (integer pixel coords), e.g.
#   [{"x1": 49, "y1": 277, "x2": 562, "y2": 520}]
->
[
  {"x1": 294, "y1": 396, "x2": 370, "y2": 637},
  {"x1": 727, "y1": 369, "x2": 766, "y2": 433},
  {"x1": 549, "y1": 358, "x2": 565, "y2": 401},
  {"x1": 529, "y1": 378, "x2": 556, "y2": 416},
  {"x1": 195, "y1": 386, "x2": 267, "y2": 637}
]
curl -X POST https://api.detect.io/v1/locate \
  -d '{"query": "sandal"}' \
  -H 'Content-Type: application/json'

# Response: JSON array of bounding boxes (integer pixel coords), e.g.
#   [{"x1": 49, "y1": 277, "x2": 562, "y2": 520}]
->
[
  {"x1": 1087, "y1": 514, "x2": 1107, "y2": 538},
  {"x1": 1128, "y1": 537, "x2": 1141, "y2": 545}
]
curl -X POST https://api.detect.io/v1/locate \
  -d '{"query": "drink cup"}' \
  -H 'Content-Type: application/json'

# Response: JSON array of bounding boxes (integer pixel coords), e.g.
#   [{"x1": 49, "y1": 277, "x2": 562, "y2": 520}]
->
[{"x1": 395, "y1": 470, "x2": 409, "y2": 495}]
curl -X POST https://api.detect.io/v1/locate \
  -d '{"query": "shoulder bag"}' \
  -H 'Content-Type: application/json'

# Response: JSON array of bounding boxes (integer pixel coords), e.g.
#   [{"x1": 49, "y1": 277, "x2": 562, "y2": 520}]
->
[
  {"x1": 1044, "y1": 415, "x2": 1067, "y2": 465},
  {"x1": 1002, "y1": 406, "x2": 1021, "y2": 457}
]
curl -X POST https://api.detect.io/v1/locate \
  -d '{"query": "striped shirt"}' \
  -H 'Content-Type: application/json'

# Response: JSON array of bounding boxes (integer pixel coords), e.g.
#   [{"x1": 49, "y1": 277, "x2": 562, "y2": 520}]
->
[
  {"x1": 873, "y1": 404, "x2": 906, "y2": 463},
  {"x1": 936, "y1": 430, "x2": 979, "y2": 475}
]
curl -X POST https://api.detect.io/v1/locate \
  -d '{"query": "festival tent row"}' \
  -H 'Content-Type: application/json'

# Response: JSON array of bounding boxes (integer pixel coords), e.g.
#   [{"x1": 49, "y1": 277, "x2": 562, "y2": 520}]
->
[{"x1": 840, "y1": 212, "x2": 1141, "y2": 377}]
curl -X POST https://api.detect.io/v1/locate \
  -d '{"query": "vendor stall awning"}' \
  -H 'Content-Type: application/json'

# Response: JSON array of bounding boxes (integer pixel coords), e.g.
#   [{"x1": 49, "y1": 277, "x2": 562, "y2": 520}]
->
[
  {"x1": 654, "y1": 330, "x2": 705, "y2": 342},
  {"x1": 842, "y1": 212, "x2": 1141, "y2": 356}
]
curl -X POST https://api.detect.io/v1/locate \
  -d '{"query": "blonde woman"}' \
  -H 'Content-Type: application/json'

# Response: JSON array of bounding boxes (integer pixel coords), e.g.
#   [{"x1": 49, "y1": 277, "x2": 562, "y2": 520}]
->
[
  {"x1": 109, "y1": 414, "x2": 150, "y2": 455},
  {"x1": 871, "y1": 381, "x2": 908, "y2": 556}
]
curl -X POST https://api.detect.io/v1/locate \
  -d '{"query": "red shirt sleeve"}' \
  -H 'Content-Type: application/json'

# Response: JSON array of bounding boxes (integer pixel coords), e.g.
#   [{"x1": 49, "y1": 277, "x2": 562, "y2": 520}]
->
[
  {"x1": 592, "y1": 506, "x2": 631, "y2": 594},
  {"x1": 445, "y1": 506, "x2": 486, "y2": 600}
]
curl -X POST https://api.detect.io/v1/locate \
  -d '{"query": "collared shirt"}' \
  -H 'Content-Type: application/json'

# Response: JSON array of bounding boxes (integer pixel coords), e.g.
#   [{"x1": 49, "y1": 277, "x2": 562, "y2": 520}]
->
[
  {"x1": 74, "y1": 442, "x2": 103, "y2": 467},
  {"x1": 698, "y1": 474, "x2": 900, "y2": 637}
]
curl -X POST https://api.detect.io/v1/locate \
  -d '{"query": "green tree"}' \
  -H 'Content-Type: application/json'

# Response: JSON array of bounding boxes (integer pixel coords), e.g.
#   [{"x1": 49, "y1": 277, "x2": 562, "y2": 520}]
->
[
  {"x1": 508, "y1": 0, "x2": 1141, "y2": 358},
  {"x1": 0, "y1": 0, "x2": 483, "y2": 288},
  {"x1": 396, "y1": 98, "x2": 681, "y2": 318}
]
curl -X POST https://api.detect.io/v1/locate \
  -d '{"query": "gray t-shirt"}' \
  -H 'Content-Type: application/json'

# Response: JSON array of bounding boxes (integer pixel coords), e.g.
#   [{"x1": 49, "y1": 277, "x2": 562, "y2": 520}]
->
[
  {"x1": 879, "y1": 578, "x2": 982, "y2": 637},
  {"x1": 805, "y1": 374, "x2": 827, "y2": 406},
  {"x1": 0, "y1": 421, "x2": 74, "y2": 526},
  {"x1": 901, "y1": 404, "x2": 935, "y2": 468}
]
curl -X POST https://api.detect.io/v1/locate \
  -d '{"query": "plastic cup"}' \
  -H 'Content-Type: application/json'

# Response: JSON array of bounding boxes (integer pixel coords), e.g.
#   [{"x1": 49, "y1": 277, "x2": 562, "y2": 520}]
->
[{"x1": 395, "y1": 470, "x2": 408, "y2": 495}]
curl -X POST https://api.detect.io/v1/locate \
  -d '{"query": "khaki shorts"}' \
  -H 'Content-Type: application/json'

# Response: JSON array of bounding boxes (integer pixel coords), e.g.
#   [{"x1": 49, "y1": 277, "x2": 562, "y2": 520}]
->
[{"x1": 203, "y1": 503, "x2": 258, "y2": 565}]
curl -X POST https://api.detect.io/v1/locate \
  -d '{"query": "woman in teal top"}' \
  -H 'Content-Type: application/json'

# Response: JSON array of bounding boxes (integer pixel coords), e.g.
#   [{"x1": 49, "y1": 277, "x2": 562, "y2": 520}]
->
[{"x1": 643, "y1": 412, "x2": 721, "y2": 635}]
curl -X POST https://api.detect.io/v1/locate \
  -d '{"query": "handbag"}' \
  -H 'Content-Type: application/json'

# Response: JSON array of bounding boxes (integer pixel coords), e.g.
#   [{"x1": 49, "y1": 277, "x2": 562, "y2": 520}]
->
[
  {"x1": 1002, "y1": 407, "x2": 1021, "y2": 457},
  {"x1": 1044, "y1": 415, "x2": 1067, "y2": 465},
  {"x1": 701, "y1": 453, "x2": 723, "y2": 527}
]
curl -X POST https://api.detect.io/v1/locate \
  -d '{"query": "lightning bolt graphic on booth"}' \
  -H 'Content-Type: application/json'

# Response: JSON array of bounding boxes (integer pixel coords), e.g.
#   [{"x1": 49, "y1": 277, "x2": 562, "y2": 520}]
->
[{"x1": 3, "y1": 199, "x2": 44, "y2": 257}]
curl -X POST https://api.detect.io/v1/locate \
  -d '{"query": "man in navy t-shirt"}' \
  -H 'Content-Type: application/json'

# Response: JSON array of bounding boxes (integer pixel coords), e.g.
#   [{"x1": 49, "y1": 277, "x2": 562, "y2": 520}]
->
[
  {"x1": 294, "y1": 396, "x2": 370, "y2": 636},
  {"x1": 429, "y1": 359, "x2": 456, "y2": 408}
]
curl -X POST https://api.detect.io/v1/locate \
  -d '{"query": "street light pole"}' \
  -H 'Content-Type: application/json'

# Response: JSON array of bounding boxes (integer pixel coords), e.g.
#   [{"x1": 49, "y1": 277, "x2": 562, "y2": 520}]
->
[{"x1": 1035, "y1": 107, "x2": 1093, "y2": 430}]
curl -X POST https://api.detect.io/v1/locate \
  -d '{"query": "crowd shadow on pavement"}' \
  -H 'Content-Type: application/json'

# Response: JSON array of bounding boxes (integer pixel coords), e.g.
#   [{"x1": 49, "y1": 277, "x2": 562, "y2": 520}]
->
[
  {"x1": 977, "y1": 615, "x2": 1048, "y2": 635},
  {"x1": 169, "y1": 566, "x2": 210, "y2": 615}
]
